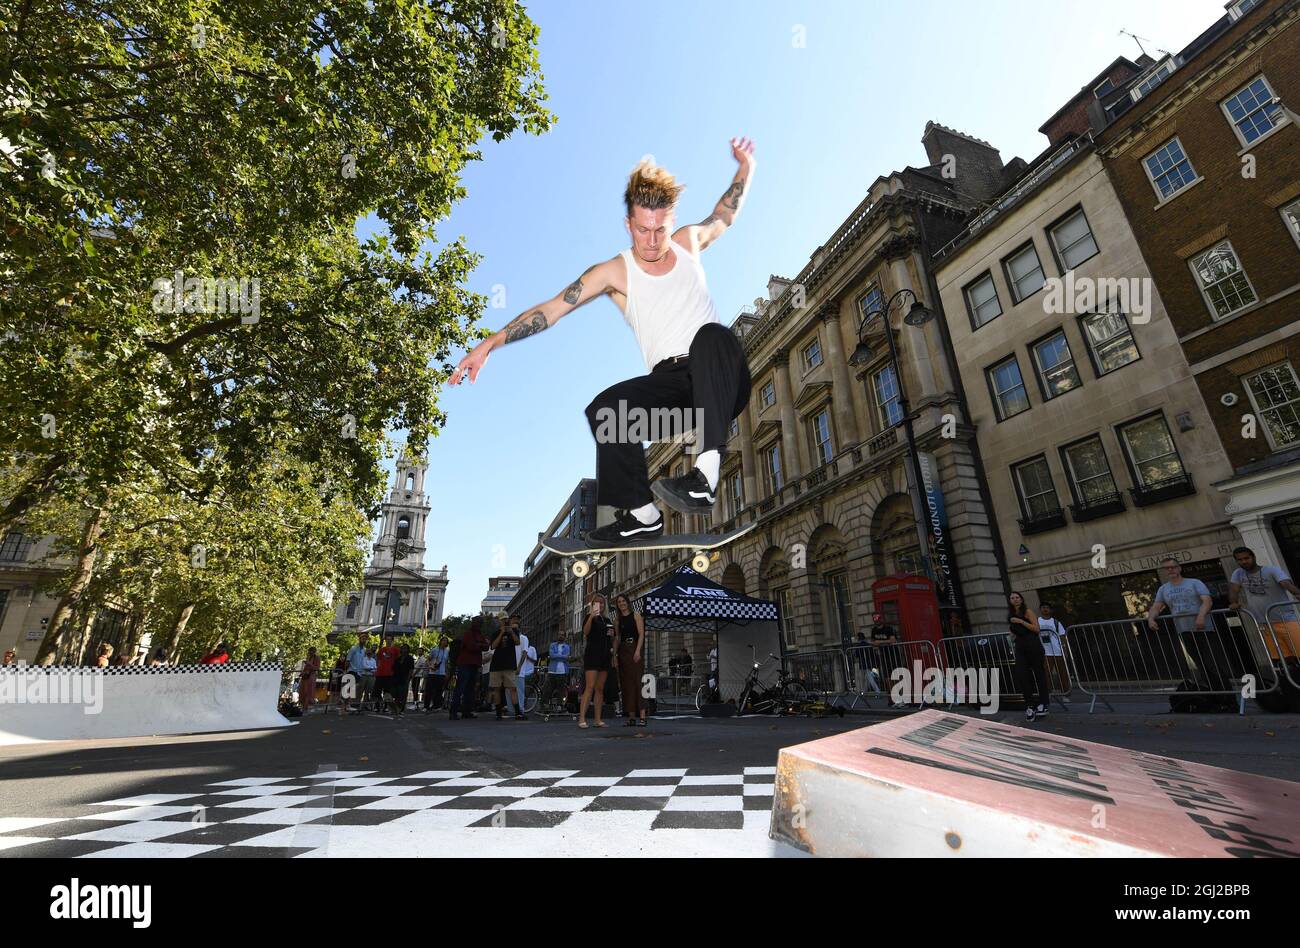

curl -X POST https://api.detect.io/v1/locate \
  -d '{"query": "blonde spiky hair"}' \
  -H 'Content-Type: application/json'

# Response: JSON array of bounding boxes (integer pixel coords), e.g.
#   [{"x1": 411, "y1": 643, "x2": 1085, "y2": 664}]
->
[{"x1": 624, "y1": 158, "x2": 685, "y2": 219}]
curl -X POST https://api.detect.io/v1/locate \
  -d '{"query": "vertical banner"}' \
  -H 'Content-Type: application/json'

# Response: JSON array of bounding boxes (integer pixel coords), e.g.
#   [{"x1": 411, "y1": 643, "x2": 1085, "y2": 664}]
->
[{"x1": 912, "y1": 451, "x2": 965, "y2": 615}]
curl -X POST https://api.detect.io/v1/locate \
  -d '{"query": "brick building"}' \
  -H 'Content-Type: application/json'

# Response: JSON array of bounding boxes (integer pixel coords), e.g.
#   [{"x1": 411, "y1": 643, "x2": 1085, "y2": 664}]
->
[{"x1": 1095, "y1": 0, "x2": 1300, "y2": 578}]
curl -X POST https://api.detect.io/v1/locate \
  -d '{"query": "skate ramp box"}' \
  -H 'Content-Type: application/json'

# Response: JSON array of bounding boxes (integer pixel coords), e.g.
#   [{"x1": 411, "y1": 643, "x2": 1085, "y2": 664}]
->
[
  {"x1": 771, "y1": 709, "x2": 1300, "y2": 857},
  {"x1": 0, "y1": 662, "x2": 290, "y2": 745}
]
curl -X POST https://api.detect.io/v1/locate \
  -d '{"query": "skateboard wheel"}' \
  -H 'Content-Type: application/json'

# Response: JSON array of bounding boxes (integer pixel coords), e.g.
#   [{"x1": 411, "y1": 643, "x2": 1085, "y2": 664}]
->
[
  {"x1": 691, "y1": 552, "x2": 710, "y2": 572},
  {"x1": 571, "y1": 559, "x2": 590, "y2": 578}
]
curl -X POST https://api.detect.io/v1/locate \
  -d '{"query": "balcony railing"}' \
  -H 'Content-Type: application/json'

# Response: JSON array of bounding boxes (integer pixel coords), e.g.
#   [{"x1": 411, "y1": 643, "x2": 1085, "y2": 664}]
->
[
  {"x1": 866, "y1": 427, "x2": 899, "y2": 456},
  {"x1": 1130, "y1": 472, "x2": 1196, "y2": 508},
  {"x1": 1069, "y1": 490, "x2": 1126, "y2": 523},
  {"x1": 1018, "y1": 507, "x2": 1068, "y2": 536}
]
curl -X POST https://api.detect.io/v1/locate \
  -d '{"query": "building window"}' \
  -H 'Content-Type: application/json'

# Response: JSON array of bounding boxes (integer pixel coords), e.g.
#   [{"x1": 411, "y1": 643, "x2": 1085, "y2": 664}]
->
[
  {"x1": 396, "y1": 516, "x2": 410, "y2": 540},
  {"x1": 1130, "y1": 58, "x2": 1177, "y2": 101},
  {"x1": 1079, "y1": 310, "x2": 1141, "y2": 376},
  {"x1": 1003, "y1": 242, "x2": 1046, "y2": 303},
  {"x1": 802, "y1": 338, "x2": 823, "y2": 371},
  {"x1": 859, "y1": 283, "x2": 884, "y2": 320},
  {"x1": 810, "y1": 409, "x2": 834, "y2": 465},
  {"x1": 728, "y1": 417, "x2": 739, "y2": 440},
  {"x1": 0, "y1": 531, "x2": 32, "y2": 563},
  {"x1": 1031, "y1": 331, "x2": 1082, "y2": 399},
  {"x1": 1094, "y1": 77, "x2": 1115, "y2": 97},
  {"x1": 963, "y1": 272, "x2": 1003, "y2": 328},
  {"x1": 987, "y1": 356, "x2": 1030, "y2": 421},
  {"x1": 1189, "y1": 240, "x2": 1256, "y2": 319},
  {"x1": 1012, "y1": 456, "x2": 1062, "y2": 520},
  {"x1": 728, "y1": 469, "x2": 744, "y2": 517},
  {"x1": 826, "y1": 571, "x2": 854, "y2": 643},
  {"x1": 760, "y1": 380, "x2": 776, "y2": 409},
  {"x1": 1229, "y1": 0, "x2": 1262, "y2": 18},
  {"x1": 775, "y1": 586, "x2": 795, "y2": 647},
  {"x1": 872, "y1": 365, "x2": 903, "y2": 428},
  {"x1": 1143, "y1": 138, "x2": 1197, "y2": 201},
  {"x1": 1048, "y1": 208, "x2": 1099, "y2": 270},
  {"x1": 1221, "y1": 75, "x2": 1286, "y2": 146},
  {"x1": 1119, "y1": 414, "x2": 1186, "y2": 487},
  {"x1": 1281, "y1": 199, "x2": 1300, "y2": 251},
  {"x1": 1062, "y1": 437, "x2": 1119, "y2": 506},
  {"x1": 763, "y1": 443, "x2": 783, "y2": 494},
  {"x1": 1243, "y1": 363, "x2": 1300, "y2": 450},
  {"x1": 345, "y1": 597, "x2": 358, "y2": 619}
]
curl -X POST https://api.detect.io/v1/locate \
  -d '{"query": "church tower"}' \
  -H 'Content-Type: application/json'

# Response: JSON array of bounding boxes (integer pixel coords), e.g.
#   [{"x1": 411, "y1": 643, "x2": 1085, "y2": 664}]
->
[{"x1": 330, "y1": 446, "x2": 449, "y2": 639}]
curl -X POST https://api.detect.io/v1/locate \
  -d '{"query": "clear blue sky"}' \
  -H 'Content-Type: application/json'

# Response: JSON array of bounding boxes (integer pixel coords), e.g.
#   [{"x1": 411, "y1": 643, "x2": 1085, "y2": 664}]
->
[{"x1": 377, "y1": 0, "x2": 1229, "y2": 617}]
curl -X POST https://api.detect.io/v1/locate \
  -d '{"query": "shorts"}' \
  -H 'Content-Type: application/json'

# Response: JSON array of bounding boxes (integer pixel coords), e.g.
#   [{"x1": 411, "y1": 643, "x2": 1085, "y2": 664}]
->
[{"x1": 489, "y1": 670, "x2": 517, "y2": 689}]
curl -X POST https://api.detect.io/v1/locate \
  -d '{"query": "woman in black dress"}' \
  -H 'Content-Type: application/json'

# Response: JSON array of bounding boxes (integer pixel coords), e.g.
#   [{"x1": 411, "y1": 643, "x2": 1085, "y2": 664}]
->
[
  {"x1": 578, "y1": 594, "x2": 614, "y2": 728},
  {"x1": 1008, "y1": 591, "x2": 1049, "y2": 721}
]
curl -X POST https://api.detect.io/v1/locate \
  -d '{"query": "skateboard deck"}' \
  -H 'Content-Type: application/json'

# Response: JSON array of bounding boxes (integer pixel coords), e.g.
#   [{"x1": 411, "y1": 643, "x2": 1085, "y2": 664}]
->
[{"x1": 541, "y1": 522, "x2": 756, "y2": 577}]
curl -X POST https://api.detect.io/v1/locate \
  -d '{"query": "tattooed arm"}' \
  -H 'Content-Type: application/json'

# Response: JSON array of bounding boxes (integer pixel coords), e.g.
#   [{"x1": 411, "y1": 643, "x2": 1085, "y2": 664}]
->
[
  {"x1": 679, "y1": 136, "x2": 757, "y2": 253},
  {"x1": 450, "y1": 257, "x2": 620, "y2": 384}
]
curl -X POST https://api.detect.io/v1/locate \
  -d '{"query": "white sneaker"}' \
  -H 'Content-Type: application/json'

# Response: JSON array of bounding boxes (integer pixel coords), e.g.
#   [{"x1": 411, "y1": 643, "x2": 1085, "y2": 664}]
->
[{"x1": 1025, "y1": 707, "x2": 1036, "y2": 722}]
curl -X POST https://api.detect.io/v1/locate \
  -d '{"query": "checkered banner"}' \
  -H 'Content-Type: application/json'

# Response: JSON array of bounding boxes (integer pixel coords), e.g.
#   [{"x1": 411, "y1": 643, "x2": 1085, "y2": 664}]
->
[{"x1": 642, "y1": 566, "x2": 777, "y2": 621}]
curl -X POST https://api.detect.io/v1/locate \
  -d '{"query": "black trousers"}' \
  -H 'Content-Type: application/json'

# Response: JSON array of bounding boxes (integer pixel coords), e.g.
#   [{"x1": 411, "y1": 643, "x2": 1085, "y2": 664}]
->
[
  {"x1": 585, "y1": 322, "x2": 751, "y2": 508},
  {"x1": 1014, "y1": 639, "x2": 1051, "y2": 709}
]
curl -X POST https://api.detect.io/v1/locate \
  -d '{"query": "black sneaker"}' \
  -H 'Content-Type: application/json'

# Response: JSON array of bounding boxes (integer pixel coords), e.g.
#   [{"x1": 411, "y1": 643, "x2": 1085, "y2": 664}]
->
[
  {"x1": 652, "y1": 467, "x2": 715, "y2": 515},
  {"x1": 584, "y1": 508, "x2": 664, "y2": 544}
]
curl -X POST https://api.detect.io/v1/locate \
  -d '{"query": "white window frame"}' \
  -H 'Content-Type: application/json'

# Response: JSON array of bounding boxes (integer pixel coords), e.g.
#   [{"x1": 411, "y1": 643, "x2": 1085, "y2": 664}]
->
[
  {"x1": 1031, "y1": 330, "x2": 1082, "y2": 400},
  {"x1": 1220, "y1": 74, "x2": 1289, "y2": 148},
  {"x1": 859, "y1": 284, "x2": 885, "y2": 320},
  {"x1": 1004, "y1": 242, "x2": 1046, "y2": 303},
  {"x1": 1243, "y1": 362, "x2": 1300, "y2": 451},
  {"x1": 1118, "y1": 414, "x2": 1186, "y2": 488},
  {"x1": 1063, "y1": 437, "x2": 1119, "y2": 506},
  {"x1": 964, "y1": 272, "x2": 1003, "y2": 328},
  {"x1": 1229, "y1": 0, "x2": 1262, "y2": 21},
  {"x1": 727, "y1": 469, "x2": 744, "y2": 517},
  {"x1": 760, "y1": 380, "x2": 776, "y2": 409},
  {"x1": 1143, "y1": 137, "x2": 1199, "y2": 202},
  {"x1": 988, "y1": 356, "x2": 1030, "y2": 421},
  {"x1": 1281, "y1": 198, "x2": 1300, "y2": 252},
  {"x1": 1080, "y1": 310, "x2": 1141, "y2": 376},
  {"x1": 763, "y1": 443, "x2": 783, "y2": 494},
  {"x1": 1048, "y1": 208, "x2": 1100, "y2": 270},
  {"x1": 1012, "y1": 456, "x2": 1061, "y2": 520},
  {"x1": 802, "y1": 337, "x2": 823, "y2": 372},
  {"x1": 810, "y1": 409, "x2": 834, "y2": 466},
  {"x1": 872, "y1": 365, "x2": 903, "y2": 429},
  {"x1": 1188, "y1": 239, "x2": 1257, "y2": 320}
]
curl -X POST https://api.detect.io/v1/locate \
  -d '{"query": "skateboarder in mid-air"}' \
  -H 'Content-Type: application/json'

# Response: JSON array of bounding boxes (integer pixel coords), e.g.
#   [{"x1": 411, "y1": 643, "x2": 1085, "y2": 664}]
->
[{"x1": 450, "y1": 138, "x2": 756, "y2": 544}]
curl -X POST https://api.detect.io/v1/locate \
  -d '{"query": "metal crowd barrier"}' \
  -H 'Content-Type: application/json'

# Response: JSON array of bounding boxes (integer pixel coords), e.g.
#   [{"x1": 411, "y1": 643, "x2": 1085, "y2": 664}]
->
[
  {"x1": 1261, "y1": 601, "x2": 1300, "y2": 693},
  {"x1": 1065, "y1": 608, "x2": 1281, "y2": 714},
  {"x1": 840, "y1": 641, "x2": 944, "y2": 710}
]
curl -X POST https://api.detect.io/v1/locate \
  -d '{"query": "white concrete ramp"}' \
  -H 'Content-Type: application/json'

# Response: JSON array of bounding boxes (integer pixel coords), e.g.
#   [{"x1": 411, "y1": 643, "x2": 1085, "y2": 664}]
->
[
  {"x1": 771, "y1": 710, "x2": 1300, "y2": 857},
  {"x1": 0, "y1": 663, "x2": 290, "y2": 745}
]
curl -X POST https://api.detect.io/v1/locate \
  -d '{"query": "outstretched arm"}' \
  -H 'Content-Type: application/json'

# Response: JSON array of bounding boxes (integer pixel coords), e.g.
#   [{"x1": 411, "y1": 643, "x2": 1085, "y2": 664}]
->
[
  {"x1": 680, "y1": 136, "x2": 756, "y2": 252},
  {"x1": 450, "y1": 257, "x2": 619, "y2": 385}
]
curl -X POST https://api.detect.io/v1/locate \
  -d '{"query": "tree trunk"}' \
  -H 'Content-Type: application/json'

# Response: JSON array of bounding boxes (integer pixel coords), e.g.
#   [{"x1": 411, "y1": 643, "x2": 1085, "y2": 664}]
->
[
  {"x1": 35, "y1": 507, "x2": 106, "y2": 664},
  {"x1": 161, "y1": 601, "x2": 196, "y2": 661}
]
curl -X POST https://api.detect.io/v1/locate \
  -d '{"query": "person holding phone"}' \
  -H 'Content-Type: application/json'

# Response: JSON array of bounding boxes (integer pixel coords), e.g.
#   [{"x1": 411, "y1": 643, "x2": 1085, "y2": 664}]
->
[{"x1": 579, "y1": 595, "x2": 614, "y2": 728}]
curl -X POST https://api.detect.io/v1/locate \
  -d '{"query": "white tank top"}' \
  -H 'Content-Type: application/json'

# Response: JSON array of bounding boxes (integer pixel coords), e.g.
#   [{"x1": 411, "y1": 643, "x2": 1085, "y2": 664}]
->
[{"x1": 618, "y1": 238, "x2": 719, "y2": 371}]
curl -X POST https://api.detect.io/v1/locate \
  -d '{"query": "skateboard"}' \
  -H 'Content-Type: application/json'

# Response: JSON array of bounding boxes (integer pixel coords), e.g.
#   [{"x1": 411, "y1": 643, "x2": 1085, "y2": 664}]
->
[{"x1": 541, "y1": 522, "x2": 757, "y2": 578}]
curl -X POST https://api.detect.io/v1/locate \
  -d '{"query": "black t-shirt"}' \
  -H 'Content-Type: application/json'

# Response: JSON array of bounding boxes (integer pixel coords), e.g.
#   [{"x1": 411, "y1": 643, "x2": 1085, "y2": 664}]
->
[
  {"x1": 490, "y1": 632, "x2": 518, "y2": 671},
  {"x1": 584, "y1": 616, "x2": 612, "y2": 663}
]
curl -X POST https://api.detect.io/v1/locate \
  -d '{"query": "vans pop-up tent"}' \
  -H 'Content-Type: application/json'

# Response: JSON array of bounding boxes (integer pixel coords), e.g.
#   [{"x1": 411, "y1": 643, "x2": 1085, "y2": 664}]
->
[{"x1": 636, "y1": 565, "x2": 781, "y2": 704}]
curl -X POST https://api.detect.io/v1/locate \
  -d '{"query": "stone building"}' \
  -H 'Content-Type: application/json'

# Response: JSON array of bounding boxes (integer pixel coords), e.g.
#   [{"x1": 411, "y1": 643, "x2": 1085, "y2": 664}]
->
[
  {"x1": 932, "y1": 56, "x2": 1240, "y2": 622},
  {"x1": 598, "y1": 123, "x2": 1028, "y2": 669},
  {"x1": 1095, "y1": 0, "x2": 1300, "y2": 580},
  {"x1": 331, "y1": 449, "x2": 449, "y2": 638},
  {"x1": 481, "y1": 577, "x2": 522, "y2": 617},
  {"x1": 510, "y1": 479, "x2": 598, "y2": 651}
]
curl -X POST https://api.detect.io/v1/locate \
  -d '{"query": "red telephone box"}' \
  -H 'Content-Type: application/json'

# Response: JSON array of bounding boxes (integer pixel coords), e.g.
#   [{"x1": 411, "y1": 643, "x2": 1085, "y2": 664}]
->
[{"x1": 871, "y1": 575, "x2": 943, "y2": 651}]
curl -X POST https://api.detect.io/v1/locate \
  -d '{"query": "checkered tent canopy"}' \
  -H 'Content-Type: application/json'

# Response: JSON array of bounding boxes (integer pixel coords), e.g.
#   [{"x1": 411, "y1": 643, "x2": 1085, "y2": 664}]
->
[{"x1": 640, "y1": 566, "x2": 777, "y2": 622}]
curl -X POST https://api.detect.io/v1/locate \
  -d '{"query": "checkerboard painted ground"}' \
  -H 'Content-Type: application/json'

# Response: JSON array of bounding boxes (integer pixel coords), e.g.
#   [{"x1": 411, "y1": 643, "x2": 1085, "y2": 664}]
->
[{"x1": 0, "y1": 767, "x2": 802, "y2": 858}]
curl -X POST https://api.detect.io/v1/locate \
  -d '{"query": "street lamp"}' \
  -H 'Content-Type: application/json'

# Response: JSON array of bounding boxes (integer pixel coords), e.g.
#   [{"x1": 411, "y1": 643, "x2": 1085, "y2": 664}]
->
[{"x1": 848, "y1": 287, "x2": 936, "y2": 580}]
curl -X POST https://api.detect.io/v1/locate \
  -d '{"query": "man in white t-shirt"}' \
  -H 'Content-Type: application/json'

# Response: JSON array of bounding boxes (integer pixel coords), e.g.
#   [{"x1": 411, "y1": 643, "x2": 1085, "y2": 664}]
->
[
  {"x1": 1036, "y1": 602, "x2": 1071, "y2": 697},
  {"x1": 1229, "y1": 546, "x2": 1300, "y2": 660},
  {"x1": 450, "y1": 140, "x2": 758, "y2": 544},
  {"x1": 512, "y1": 618, "x2": 537, "y2": 720}
]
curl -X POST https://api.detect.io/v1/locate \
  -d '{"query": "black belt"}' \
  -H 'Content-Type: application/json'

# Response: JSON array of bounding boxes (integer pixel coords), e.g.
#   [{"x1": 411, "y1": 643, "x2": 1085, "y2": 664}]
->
[{"x1": 652, "y1": 354, "x2": 690, "y2": 372}]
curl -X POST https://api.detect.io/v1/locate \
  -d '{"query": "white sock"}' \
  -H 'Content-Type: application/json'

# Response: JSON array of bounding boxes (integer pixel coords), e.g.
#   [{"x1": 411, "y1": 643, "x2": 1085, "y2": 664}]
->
[
  {"x1": 630, "y1": 502, "x2": 661, "y2": 524},
  {"x1": 694, "y1": 450, "x2": 720, "y2": 491}
]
